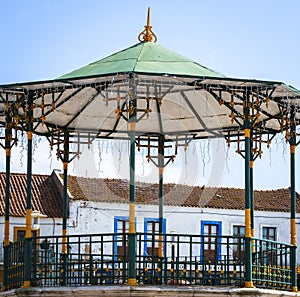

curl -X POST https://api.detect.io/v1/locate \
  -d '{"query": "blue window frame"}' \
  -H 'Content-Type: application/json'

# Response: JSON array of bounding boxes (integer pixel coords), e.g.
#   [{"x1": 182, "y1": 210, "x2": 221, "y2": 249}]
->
[
  {"x1": 200, "y1": 220, "x2": 222, "y2": 261},
  {"x1": 114, "y1": 216, "x2": 130, "y2": 259},
  {"x1": 144, "y1": 218, "x2": 166, "y2": 257}
]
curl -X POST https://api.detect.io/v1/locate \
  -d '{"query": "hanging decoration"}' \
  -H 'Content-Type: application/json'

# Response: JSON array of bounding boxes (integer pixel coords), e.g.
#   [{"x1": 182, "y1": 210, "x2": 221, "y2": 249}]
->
[{"x1": 97, "y1": 140, "x2": 104, "y2": 173}]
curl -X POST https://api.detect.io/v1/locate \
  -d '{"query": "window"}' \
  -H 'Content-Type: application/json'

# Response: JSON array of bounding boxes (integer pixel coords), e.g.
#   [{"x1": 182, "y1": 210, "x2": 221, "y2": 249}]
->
[
  {"x1": 232, "y1": 225, "x2": 245, "y2": 261},
  {"x1": 13, "y1": 227, "x2": 40, "y2": 263},
  {"x1": 262, "y1": 227, "x2": 276, "y2": 241},
  {"x1": 262, "y1": 226, "x2": 277, "y2": 265},
  {"x1": 114, "y1": 217, "x2": 129, "y2": 260},
  {"x1": 201, "y1": 221, "x2": 222, "y2": 262},
  {"x1": 144, "y1": 218, "x2": 166, "y2": 258},
  {"x1": 13, "y1": 226, "x2": 39, "y2": 242}
]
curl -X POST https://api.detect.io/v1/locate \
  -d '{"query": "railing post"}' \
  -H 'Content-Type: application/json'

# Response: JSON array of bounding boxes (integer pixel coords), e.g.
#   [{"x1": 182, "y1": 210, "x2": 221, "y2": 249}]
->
[{"x1": 244, "y1": 91, "x2": 254, "y2": 288}]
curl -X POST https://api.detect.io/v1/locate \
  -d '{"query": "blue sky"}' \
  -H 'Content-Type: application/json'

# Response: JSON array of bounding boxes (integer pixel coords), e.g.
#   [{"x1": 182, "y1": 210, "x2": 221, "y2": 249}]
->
[{"x1": 0, "y1": 0, "x2": 300, "y2": 191}]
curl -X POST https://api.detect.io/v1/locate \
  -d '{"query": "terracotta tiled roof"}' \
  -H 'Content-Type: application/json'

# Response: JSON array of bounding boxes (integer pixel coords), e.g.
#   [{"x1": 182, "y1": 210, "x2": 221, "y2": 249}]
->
[
  {"x1": 66, "y1": 175, "x2": 300, "y2": 213},
  {"x1": 0, "y1": 172, "x2": 63, "y2": 217},
  {"x1": 1, "y1": 171, "x2": 297, "y2": 217}
]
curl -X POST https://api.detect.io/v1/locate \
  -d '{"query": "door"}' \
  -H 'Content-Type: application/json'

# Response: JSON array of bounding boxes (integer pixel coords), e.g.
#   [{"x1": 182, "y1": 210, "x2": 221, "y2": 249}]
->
[
  {"x1": 114, "y1": 217, "x2": 129, "y2": 260},
  {"x1": 146, "y1": 220, "x2": 159, "y2": 258},
  {"x1": 201, "y1": 221, "x2": 222, "y2": 262}
]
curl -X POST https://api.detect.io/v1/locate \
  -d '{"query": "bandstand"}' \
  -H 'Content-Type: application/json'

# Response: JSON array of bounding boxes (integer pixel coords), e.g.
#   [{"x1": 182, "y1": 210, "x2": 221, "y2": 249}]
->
[{"x1": 1, "y1": 8, "x2": 300, "y2": 293}]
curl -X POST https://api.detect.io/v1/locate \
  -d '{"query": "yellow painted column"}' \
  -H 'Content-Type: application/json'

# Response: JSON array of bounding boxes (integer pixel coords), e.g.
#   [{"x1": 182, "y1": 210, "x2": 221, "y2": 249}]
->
[
  {"x1": 23, "y1": 129, "x2": 33, "y2": 288},
  {"x1": 4, "y1": 148, "x2": 11, "y2": 247},
  {"x1": 158, "y1": 166, "x2": 164, "y2": 259},
  {"x1": 127, "y1": 121, "x2": 137, "y2": 286},
  {"x1": 244, "y1": 113, "x2": 254, "y2": 288},
  {"x1": 290, "y1": 144, "x2": 298, "y2": 292},
  {"x1": 61, "y1": 131, "x2": 70, "y2": 286},
  {"x1": 62, "y1": 161, "x2": 68, "y2": 254},
  {"x1": 3, "y1": 142, "x2": 11, "y2": 290},
  {"x1": 250, "y1": 159, "x2": 255, "y2": 253}
]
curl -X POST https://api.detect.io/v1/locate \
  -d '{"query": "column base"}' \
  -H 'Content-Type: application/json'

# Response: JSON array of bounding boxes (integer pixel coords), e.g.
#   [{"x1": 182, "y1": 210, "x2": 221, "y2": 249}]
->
[
  {"x1": 293, "y1": 286, "x2": 298, "y2": 292},
  {"x1": 22, "y1": 280, "x2": 32, "y2": 288},
  {"x1": 244, "y1": 281, "x2": 255, "y2": 288},
  {"x1": 127, "y1": 278, "x2": 138, "y2": 286}
]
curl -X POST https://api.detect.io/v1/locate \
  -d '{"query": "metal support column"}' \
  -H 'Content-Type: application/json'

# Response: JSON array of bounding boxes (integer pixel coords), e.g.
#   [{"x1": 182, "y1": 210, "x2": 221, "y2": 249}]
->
[
  {"x1": 3, "y1": 115, "x2": 12, "y2": 290},
  {"x1": 244, "y1": 91, "x2": 254, "y2": 288},
  {"x1": 158, "y1": 134, "x2": 164, "y2": 284},
  {"x1": 60, "y1": 130, "x2": 69, "y2": 285},
  {"x1": 62, "y1": 131, "x2": 69, "y2": 250},
  {"x1": 127, "y1": 75, "x2": 137, "y2": 286},
  {"x1": 289, "y1": 106, "x2": 297, "y2": 292},
  {"x1": 24, "y1": 93, "x2": 33, "y2": 288},
  {"x1": 250, "y1": 141, "x2": 255, "y2": 255},
  {"x1": 250, "y1": 142, "x2": 254, "y2": 241}
]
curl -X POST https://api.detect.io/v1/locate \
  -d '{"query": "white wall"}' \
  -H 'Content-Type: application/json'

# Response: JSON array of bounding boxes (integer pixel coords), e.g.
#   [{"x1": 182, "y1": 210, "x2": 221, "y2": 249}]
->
[
  {"x1": 2, "y1": 201, "x2": 296, "y2": 263},
  {"x1": 0, "y1": 217, "x2": 63, "y2": 243},
  {"x1": 67, "y1": 200, "x2": 300, "y2": 263},
  {"x1": 67, "y1": 201, "x2": 293, "y2": 239}
]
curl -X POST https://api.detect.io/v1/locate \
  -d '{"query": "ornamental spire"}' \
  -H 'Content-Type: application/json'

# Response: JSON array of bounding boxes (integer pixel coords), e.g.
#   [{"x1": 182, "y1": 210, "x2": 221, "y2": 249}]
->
[{"x1": 138, "y1": 7, "x2": 157, "y2": 43}]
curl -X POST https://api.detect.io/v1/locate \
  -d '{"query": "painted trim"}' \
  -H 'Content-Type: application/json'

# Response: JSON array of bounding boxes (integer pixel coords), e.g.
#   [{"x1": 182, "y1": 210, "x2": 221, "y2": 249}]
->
[
  {"x1": 143, "y1": 218, "x2": 166, "y2": 256},
  {"x1": 13, "y1": 226, "x2": 40, "y2": 242},
  {"x1": 114, "y1": 216, "x2": 129, "y2": 233},
  {"x1": 200, "y1": 220, "x2": 222, "y2": 261},
  {"x1": 114, "y1": 216, "x2": 129, "y2": 259},
  {"x1": 113, "y1": 216, "x2": 137, "y2": 260}
]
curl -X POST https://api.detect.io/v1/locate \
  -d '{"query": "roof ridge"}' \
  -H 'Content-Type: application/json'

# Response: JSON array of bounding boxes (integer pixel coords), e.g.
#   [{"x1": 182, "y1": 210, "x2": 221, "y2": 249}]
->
[
  {"x1": 0, "y1": 171, "x2": 293, "y2": 193},
  {"x1": 66, "y1": 174, "x2": 293, "y2": 193},
  {"x1": 88, "y1": 43, "x2": 142, "y2": 65},
  {"x1": 132, "y1": 42, "x2": 146, "y2": 72}
]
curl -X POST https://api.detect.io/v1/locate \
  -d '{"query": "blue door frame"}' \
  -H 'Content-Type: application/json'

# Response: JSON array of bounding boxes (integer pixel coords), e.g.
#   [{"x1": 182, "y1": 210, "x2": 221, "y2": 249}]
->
[
  {"x1": 143, "y1": 218, "x2": 166, "y2": 256},
  {"x1": 200, "y1": 220, "x2": 222, "y2": 261}
]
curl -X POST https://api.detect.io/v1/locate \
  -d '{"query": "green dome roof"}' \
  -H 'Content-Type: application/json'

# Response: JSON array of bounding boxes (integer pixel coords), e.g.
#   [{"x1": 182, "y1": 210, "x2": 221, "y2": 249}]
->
[{"x1": 59, "y1": 42, "x2": 225, "y2": 80}]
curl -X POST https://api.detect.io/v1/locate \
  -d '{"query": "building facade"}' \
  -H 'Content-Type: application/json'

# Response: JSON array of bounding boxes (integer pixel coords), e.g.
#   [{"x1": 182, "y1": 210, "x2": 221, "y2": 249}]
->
[{"x1": 0, "y1": 171, "x2": 299, "y2": 284}]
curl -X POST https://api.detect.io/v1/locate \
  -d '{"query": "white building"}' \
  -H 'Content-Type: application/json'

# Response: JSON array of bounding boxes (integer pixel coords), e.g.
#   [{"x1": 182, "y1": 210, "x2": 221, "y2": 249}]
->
[
  {"x1": 0, "y1": 170, "x2": 299, "y2": 284},
  {"x1": 63, "y1": 173, "x2": 299, "y2": 263}
]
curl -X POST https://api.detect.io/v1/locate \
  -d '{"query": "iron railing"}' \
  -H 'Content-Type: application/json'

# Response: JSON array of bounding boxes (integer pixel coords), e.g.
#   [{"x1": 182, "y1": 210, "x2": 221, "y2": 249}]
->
[
  {"x1": 252, "y1": 237, "x2": 293, "y2": 290},
  {"x1": 4, "y1": 233, "x2": 293, "y2": 291},
  {"x1": 5, "y1": 239, "x2": 24, "y2": 289}
]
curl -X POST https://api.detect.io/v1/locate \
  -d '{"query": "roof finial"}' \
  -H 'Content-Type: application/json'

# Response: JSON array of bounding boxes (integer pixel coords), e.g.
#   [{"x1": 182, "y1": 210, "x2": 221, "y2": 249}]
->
[{"x1": 138, "y1": 7, "x2": 157, "y2": 43}]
